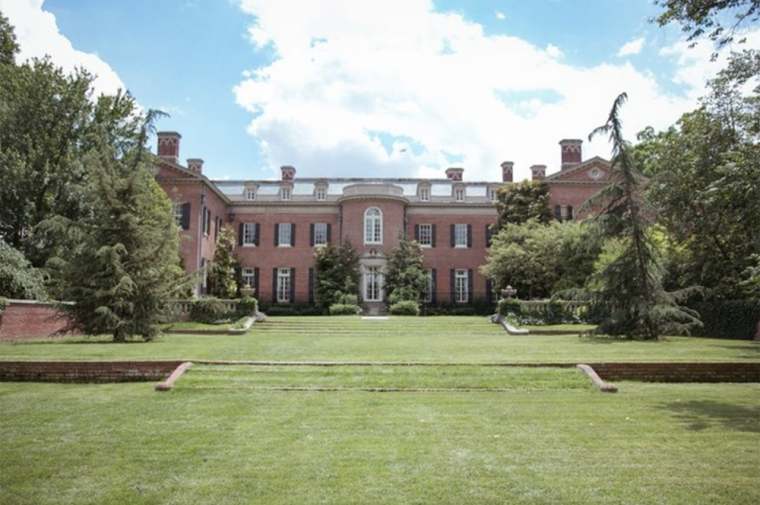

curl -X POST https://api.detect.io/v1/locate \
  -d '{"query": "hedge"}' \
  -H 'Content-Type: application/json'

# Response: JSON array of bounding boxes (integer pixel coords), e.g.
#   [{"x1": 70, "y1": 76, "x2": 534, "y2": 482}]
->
[{"x1": 690, "y1": 300, "x2": 760, "y2": 340}]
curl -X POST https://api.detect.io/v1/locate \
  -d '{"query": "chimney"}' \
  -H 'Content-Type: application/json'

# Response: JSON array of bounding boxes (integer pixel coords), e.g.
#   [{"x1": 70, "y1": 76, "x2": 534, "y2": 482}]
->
[
  {"x1": 530, "y1": 164, "x2": 546, "y2": 180},
  {"x1": 500, "y1": 161, "x2": 514, "y2": 183},
  {"x1": 187, "y1": 158, "x2": 204, "y2": 174},
  {"x1": 157, "y1": 131, "x2": 181, "y2": 164},
  {"x1": 281, "y1": 165, "x2": 296, "y2": 181},
  {"x1": 445, "y1": 167, "x2": 464, "y2": 181},
  {"x1": 559, "y1": 139, "x2": 583, "y2": 170}
]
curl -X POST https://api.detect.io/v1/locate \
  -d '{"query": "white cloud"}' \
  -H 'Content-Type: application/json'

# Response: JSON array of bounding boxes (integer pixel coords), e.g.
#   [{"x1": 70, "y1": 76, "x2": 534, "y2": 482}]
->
[
  {"x1": 617, "y1": 37, "x2": 645, "y2": 57},
  {"x1": 0, "y1": 0, "x2": 125, "y2": 97},
  {"x1": 232, "y1": 0, "x2": 718, "y2": 181},
  {"x1": 495, "y1": 11, "x2": 506, "y2": 20}
]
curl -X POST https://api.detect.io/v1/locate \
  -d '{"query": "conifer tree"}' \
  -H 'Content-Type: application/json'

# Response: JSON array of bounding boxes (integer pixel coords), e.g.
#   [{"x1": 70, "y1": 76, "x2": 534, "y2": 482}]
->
[
  {"x1": 313, "y1": 240, "x2": 359, "y2": 313},
  {"x1": 384, "y1": 236, "x2": 429, "y2": 303},
  {"x1": 207, "y1": 223, "x2": 238, "y2": 299}
]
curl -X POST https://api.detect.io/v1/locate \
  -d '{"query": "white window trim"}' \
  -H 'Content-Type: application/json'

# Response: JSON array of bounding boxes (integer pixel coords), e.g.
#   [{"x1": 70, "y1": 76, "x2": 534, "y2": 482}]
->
[
  {"x1": 313, "y1": 223, "x2": 328, "y2": 246},
  {"x1": 418, "y1": 223, "x2": 433, "y2": 248},
  {"x1": 454, "y1": 223, "x2": 468, "y2": 248},
  {"x1": 455, "y1": 269, "x2": 469, "y2": 303},
  {"x1": 242, "y1": 223, "x2": 257, "y2": 247},
  {"x1": 277, "y1": 268, "x2": 291, "y2": 303},
  {"x1": 241, "y1": 268, "x2": 256, "y2": 288},
  {"x1": 278, "y1": 223, "x2": 292, "y2": 247},
  {"x1": 364, "y1": 207, "x2": 383, "y2": 245}
]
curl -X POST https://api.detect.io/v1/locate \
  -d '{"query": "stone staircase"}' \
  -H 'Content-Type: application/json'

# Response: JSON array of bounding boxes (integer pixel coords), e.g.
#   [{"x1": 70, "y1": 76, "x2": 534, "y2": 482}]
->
[{"x1": 362, "y1": 302, "x2": 387, "y2": 317}]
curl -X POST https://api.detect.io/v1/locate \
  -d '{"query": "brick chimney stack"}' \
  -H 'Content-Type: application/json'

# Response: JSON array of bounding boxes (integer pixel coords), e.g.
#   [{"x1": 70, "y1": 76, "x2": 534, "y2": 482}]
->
[
  {"x1": 157, "y1": 131, "x2": 181, "y2": 165},
  {"x1": 559, "y1": 139, "x2": 583, "y2": 171},
  {"x1": 530, "y1": 164, "x2": 546, "y2": 180},
  {"x1": 445, "y1": 167, "x2": 464, "y2": 181},
  {"x1": 281, "y1": 165, "x2": 296, "y2": 181},
  {"x1": 500, "y1": 161, "x2": 514, "y2": 183},
  {"x1": 187, "y1": 158, "x2": 204, "y2": 174}
]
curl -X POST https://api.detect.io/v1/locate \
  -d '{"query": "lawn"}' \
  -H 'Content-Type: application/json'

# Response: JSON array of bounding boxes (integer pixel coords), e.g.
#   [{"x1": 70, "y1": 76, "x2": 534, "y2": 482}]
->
[{"x1": 1, "y1": 316, "x2": 759, "y2": 504}]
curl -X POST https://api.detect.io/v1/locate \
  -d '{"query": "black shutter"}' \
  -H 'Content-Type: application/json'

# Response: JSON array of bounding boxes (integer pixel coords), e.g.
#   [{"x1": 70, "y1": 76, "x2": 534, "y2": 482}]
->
[
  {"x1": 450, "y1": 269, "x2": 456, "y2": 302},
  {"x1": 568, "y1": 206, "x2": 574, "y2": 220},
  {"x1": 467, "y1": 225, "x2": 472, "y2": 248},
  {"x1": 272, "y1": 268, "x2": 278, "y2": 302},
  {"x1": 431, "y1": 224, "x2": 437, "y2": 248},
  {"x1": 468, "y1": 269, "x2": 474, "y2": 303},
  {"x1": 274, "y1": 223, "x2": 280, "y2": 246},
  {"x1": 214, "y1": 217, "x2": 220, "y2": 242},
  {"x1": 254, "y1": 223, "x2": 260, "y2": 246},
  {"x1": 414, "y1": 224, "x2": 420, "y2": 241},
  {"x1": 290, "y1": 224, "x2": 296, "y2": 247},
  {"x1": 238, "y1": 223, "x2": 244, "y2": 246},
  {"x1": 554, "y1": 205, "x2": 562, "y2": 221},
  {"x1": 308, "y1": 268, "x2": 315, "y2": 304},
  {"x1": 310, "y1": 224, "x2": 315, "y2": 246},
  {"x1": 254, "y1": 268, "x2": 259, "y2": 292},
  {"x1": 486, "y1": 277, "x2": 493, "y2": 302},
  {"x1": 450, "y1": 224, "x2": 455, "y2": 247},
  {"x1": 431, "y1": 269, "x2": 437, "y2": 303},
  {"x1": 181, "y1": 203, "x2": 191, "y2": 230},
  {"x1": 486, "y1": 225, "x2": 492, "y2": 247},
  {"x1": 326, "y1": 224, "x2": 332, "y2": 243},
  {"x1": 290, "y1": 268, "x2": 296, "y2": 303}
]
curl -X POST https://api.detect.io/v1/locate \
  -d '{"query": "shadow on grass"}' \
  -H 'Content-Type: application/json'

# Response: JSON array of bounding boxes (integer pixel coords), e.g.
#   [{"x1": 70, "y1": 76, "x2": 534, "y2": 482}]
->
[
  {"x1": 713, "y1": 344, "x2": 760, "y2": 360},
  {"x1": 660, "y1": 400, "x2": 760, "y2": 433}
]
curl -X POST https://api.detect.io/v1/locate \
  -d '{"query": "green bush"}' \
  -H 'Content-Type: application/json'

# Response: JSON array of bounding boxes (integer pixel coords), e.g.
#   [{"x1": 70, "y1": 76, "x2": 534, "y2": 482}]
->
[
  {"x1": 471, "y1": 297, "x2": 497, "y2": 316},
  {"x1": 690, "y1": 300, "x2": 760, "y2": 340},
  {"x1": 0, "y1": 296, "x2": 6, "y2": 319},
  {"x1": 235, "y1": 297, "x2": 258, "y2": 318},
  {"x1": 329, "y1": 303, "x2": 361, "y2": 316},
  {"x1": 189, "y1": 297, "x2": 228, "y2": 324},
  {"x1": 389, "y1": 300, "x2": 420, "y2": 316},
  {"x1": 335, "y1": 293, "x2": 359, "y2": 306},
  {"x1": 497, "y1": 298, "x2": 522, "y2": 318}
]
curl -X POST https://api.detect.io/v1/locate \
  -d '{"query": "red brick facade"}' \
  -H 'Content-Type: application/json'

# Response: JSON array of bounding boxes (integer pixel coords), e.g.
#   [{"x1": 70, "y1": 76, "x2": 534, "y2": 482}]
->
[
  {"x1": 154, "y1": 133, "x2": 611, "y2": 306},
  {"x1": 0, "y1": 300, "x2": 73, "y2": 341}
]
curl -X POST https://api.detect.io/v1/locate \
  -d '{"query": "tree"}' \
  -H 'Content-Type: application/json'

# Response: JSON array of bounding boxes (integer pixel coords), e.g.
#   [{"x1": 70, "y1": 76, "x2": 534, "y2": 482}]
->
[
  {"x1": 0, "y1": 10, "x2": 19, "y2": 65},
  {"x1": 583, "y1": 93, "x2": 701, "y2": 340},
  {"x1": 633, "y1": 50, "x2": 760, "y2": 298},
  {"x1": 481, "y1": 220, "x2": 598, "y2": 299},
  {"x1": 383, "y1": 236, "x2": 428, "y2": 303},
  {"x1": 0, "y1": 238, "x2": 47, "y2": 300},
  {"x1": 492, "y1": 180, "x2": 553, "y2": 232},
  {"x1": 207, "y1": 223, "x2": 238, "y2": 298},
  {"x1": 653, "y1": 0, "x2": 759, "y2": 53},
  {"x1": 313, "y1": 241, "x2": 360, "y2": 313},
  {"x1": 47, "y1": 115, "x2": 185, "y2": 342}
]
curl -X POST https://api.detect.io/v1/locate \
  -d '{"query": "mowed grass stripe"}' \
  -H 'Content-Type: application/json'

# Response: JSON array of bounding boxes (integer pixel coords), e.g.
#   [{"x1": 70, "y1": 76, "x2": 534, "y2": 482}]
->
[{"x1": 177, "y1": 364, "x2": 593, "y2": 390}]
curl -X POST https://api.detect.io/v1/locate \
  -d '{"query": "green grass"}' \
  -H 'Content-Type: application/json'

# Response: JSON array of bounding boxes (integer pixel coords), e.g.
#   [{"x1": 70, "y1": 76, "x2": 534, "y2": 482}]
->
[
  {"x1": 1, "y1": 316, "x2": 758, "y2": 504},
  {"x1": 1, "y1": 381, "x2": 758, "y2": 505},
  {"x1": 1, "y1": 316, "x2": 758, "y2": 363}
]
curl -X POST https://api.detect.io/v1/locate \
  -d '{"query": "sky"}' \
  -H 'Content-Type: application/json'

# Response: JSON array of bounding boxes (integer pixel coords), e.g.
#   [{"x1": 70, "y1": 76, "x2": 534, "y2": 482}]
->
[{"x1": 1, "y1": 0, "x2": 757, "y2": 182}]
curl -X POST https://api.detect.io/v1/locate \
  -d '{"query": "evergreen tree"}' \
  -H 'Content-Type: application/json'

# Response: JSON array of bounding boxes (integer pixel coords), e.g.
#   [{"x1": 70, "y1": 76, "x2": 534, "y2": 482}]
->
[
  {"x1": 0, "y1": 238, "x2": 47, "y2": 300},
  {"x1": 492, "y1": 179, "x2": 553, "y2": 232},
  {"x1": 47, "y1": 114, "x2": 185, "y2": 342},
  {"x1": 384, "y1": 236, "x2": 428, "y2": 303},
  {"x1": 583, "y1": 93, "x2": 701, "y2": 340},
  {"x1": 207, "y1": 223, "x2": 239, "y2": 299},
  {"x1": 313, "y1": 240, "x2": 359, "y2": 313}
]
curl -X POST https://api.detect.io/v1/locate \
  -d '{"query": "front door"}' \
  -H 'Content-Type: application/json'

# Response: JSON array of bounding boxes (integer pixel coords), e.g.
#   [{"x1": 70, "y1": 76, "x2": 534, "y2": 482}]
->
[{"x1": 364, "y1": 266, "x2": 383, "y2": 302}]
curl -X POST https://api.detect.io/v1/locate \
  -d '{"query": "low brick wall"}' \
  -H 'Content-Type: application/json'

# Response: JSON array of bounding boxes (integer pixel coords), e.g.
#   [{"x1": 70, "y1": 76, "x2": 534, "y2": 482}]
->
[
  {"x1": 587, "y1": 362, "x2": 760, "y2": 383},
  {"x1": 0, "y1": 300, "x2": 73, "y2": 341},
  {"x1": 0, "y1": 361, "x2": 185, "y2": 383}
]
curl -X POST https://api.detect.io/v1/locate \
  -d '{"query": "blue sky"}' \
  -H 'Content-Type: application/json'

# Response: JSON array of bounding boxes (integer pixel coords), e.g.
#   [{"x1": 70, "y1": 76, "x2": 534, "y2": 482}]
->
[{"x1": 2, "y1": 0, "x2": 755, "y2": 182}]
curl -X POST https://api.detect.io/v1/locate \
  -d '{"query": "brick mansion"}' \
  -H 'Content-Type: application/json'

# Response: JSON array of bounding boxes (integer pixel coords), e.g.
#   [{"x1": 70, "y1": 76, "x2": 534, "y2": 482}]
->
[{"x1": 153, "y1": 132, "x2": 613, "y2": 306}]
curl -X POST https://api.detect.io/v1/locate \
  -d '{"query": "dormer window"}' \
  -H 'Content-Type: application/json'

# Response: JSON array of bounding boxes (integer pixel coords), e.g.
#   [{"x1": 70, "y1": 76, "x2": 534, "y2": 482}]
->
[
  {"x1": 281, "y1": 187, "x2": 292, "y2": 201},
  {"x1": 488, "y1": 186, "x2": 499, "y2": 202},
  {"x1": 454, "y1": 186, "x2": 465, "y2": 202},
  {"x1": 418, "y1": 183, "x2": 431, "y2": 202},
  {"x1": 314, "y1": 182, "x2": 328, "y2": 201},
  {"x1": 245, "y1": 186, "x2": 257, "y2": 201}
]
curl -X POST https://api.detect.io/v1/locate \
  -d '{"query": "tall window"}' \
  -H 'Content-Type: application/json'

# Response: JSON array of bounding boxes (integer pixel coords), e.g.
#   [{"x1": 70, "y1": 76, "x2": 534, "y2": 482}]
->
[
  {"x1": 277, "y1": 223, "x2": 293, "y2": 247},
  {"x1": 242, "y1": 223, "x2": 258, "y2": 246},
  {"x1": 277, "y1": 268, "x2": 292, "y2": 303},
  {"x1": 453, "y1": 223, "x2": 469, "y2": 248},
  {"x1": 241, "y1": 268, "x2": 256, "y2": 288},
  {"x1": 364, "y1": 207, "x2": 382, "y2": 244},
  {"x1": 425, "y1": 269, "x2": 435, "y2": 303},
  {"x1": 364, "y1": 266, "x2": 382, "y2": 302},
  {"x1": 313, "y1": 223, "x2": 328, "y2": 246},
  {"x1": 454, "y1": 269, "x2": 469, "y2": 303},
  {"x1": 417, "y1": 224, "x2": 433, "y2": 247}
]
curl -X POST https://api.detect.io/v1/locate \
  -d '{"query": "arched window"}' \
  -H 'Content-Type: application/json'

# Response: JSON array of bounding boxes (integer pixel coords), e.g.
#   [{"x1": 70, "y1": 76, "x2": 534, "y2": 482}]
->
[{"x1": 364, "y1": 207, "x2": 383, "y2": 244}]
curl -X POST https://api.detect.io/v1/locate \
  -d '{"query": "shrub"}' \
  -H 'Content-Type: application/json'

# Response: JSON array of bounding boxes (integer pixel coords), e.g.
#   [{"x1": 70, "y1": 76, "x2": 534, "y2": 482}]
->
[
  {"x1": 0, "y1": 296, "x2": 6, "y2": 319},
  {"x1": 235, "y1": 297, "x2": 258, "y2": 318},
  {"x1": 329, "y1": 303, "x2": 361, "y2": 315},
  {"x1": 471, "y1": 297, "x2": 496, "y2": 316},
  {"x1": 690, "y1": 300, "x2": 760, "y2": 340},
  {"x1": 335, "y1": 293, "x2": 359, "y2": 306},
  {"x1": 189, "y1": 297, "x2": 228, "y2": 324},
  {"x1": 497, "y1": 298, "x2": 522, "y2": 318},
  {"x1": 389, "y1": 300, "x2": 420, "y2": 316}
]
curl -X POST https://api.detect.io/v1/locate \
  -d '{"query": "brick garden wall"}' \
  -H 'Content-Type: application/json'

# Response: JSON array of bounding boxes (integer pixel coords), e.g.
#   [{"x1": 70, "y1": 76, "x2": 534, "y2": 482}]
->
[
  {"x1": 0, "y1": 300, "x2": 74, "y2": 341},
  {"x1": 587, "y1": 362, "x2": 760, "y2": 383},
  {"x1": 0, "y1": 361, "x2": 185, "y2": 383}
]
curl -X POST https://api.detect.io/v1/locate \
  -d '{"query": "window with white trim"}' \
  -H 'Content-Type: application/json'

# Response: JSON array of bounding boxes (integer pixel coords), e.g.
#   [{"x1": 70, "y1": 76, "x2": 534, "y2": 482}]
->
[
  {"x1": 242, "y1": 223, "x2": 257, "y2": 246},
  {"x1": 313, "y1": 223, "x2": 328, "y2": 246},
  {"x1": 241, "y1": 268, "x2": 256, "y2": 288},
  {"x1": 419, "y1": 187, "x2": 430, "y2": 202},
  {"x1": 245, "y1": 187, "x2": 257, "y2": 201},
  {"x1": 278, "y1": 223, "x2": 292, "y2": 247},
  {"x1": 171, "y1": 203, "x2": 184, "y2": 227},
  {"x1": 454, "y1": 269, "x2": 469, "y2": 303},
  {"x1": 364, "y1": 207, "x2": 382, "y2": 244},
  {"x1": 418, "y1": 224, "x2": 433, "y2": 247},
  {"x1": 281, "y1": 187, "x2": 291, "y2": 201},
  {"x1": 315, "y1": 187, "x2": 327, "y2": 201},
  {"x1": 277, "y1": 268, "x2": 291, "y2": 303},
  {"x1": 454, "y1": 223, "x2": 468, "y2": 248},
  {"x1": 454, "y1": 187, "x2": 465, "y2": 202}
]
